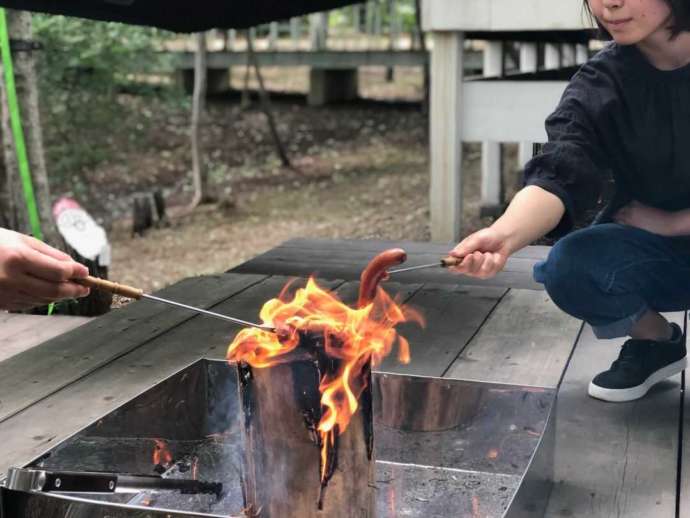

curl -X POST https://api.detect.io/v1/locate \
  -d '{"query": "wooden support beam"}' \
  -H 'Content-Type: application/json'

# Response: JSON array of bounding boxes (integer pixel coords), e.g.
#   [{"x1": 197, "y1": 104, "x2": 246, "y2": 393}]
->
[
  {"x1": 268, "y1": 22, "x2": 279, "y2": 50},
  {"x1": 518, "y1": 42, "x2": 538, "y2": 169},
  {"x1": 352, "y1": 5, "x2": 361, "y2": 34},
  {"x1": 561, "y1": 43, "x2": 576, "y2": 66},
  {"x1": 430, "y1": 31, "x2": 465, "y2": 242},
  {"x1": 544, "y1": 42, "x2": 561, "y2": 69},
  {"x1": 462, "y1": 81, "x2": 568, "y2": 142},
  {"x1": 519, "y1": 42, "x2": 538, "y2": 72},
  {"x1": 576, "y1": 43, "x2": 589, "y2": 64},
  {"x1": 481, "y1": 41, "x2": 504, "y2": 214},
  {"x1": 310, "y1": 12, "x2": 329, "y2": 50},
  {"x1": 421, "y1": 0, "x2": 592, "y2": 32},
  {"x1": 290, "y1": 18, "x2": 301, "y2": 47},
  {"x1": 481, "y1": 141, "x2": 502, "y2": 211}
]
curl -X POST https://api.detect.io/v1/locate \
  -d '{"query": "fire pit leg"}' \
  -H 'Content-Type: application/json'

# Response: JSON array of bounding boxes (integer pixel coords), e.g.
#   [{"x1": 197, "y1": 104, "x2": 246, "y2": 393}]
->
[{"x1": 237, "y1": 358, "x2": 374, "y2": 518}]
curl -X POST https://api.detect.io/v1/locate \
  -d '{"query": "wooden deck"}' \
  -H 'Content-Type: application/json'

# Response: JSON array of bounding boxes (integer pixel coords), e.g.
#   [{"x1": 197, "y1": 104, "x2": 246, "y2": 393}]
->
[{"x1": 0, "y1": 238, "x2": 685, "y2": 517}]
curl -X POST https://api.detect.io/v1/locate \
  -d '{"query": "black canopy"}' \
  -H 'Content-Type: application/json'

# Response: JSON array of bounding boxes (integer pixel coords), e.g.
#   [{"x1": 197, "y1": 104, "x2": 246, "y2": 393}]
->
[{"x1": 0, "y1": 0, "x2": 357, "y2": 32}]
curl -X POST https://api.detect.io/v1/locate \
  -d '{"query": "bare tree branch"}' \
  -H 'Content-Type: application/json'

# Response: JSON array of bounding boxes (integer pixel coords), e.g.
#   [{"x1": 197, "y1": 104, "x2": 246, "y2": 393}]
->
[
  {"x1": 188, "y1": 31, "x2": 210, "y2": 210},
  {"x1": 245, "y1": 30, "x2": 293, "y2": 170}
]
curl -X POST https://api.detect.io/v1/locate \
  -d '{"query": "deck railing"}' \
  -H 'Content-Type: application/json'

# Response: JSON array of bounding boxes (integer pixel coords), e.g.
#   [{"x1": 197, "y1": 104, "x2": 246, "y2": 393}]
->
[{"x1": 202, "y1": 1, "x2": 421, "y2": 53}]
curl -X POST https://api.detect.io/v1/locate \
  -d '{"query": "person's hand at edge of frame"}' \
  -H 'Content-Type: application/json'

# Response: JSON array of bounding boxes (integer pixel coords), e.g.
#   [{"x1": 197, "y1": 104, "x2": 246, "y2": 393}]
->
[
  {"x1": 0, "y1": 227, "x2": 90, "y2": 311},
  {"x1": 448, "y1": 226, "x2": 511, "y2": 280}
]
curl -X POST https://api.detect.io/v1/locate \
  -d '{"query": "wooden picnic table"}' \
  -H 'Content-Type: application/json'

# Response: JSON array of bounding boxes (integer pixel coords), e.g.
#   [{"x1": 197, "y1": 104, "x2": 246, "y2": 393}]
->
[{"x1": 0, "y1": 238, "x2": 684, "y2": 517}]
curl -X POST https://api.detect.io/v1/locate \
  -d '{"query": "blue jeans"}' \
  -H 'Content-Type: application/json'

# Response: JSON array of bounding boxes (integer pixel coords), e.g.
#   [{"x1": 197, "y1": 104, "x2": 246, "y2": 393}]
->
[{"x1": 533, "y1": 223, "x2": 690, "y2": 339}]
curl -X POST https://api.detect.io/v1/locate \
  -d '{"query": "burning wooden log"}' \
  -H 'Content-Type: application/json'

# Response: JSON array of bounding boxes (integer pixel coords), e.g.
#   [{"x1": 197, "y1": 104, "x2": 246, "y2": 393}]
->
[
  {"x1": 237, "y1": 346, "x2": 374, "y2": 517},
  {"x1": 227, "y1": 250, "x2": 422, "y2": 517}
]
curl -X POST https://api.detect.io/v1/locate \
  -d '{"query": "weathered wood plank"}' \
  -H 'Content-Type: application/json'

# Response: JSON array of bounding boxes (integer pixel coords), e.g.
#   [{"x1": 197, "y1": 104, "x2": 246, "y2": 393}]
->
[
  {"x1": 546, "y1": 315, "x2": 683, "y2": 518},
  {"x1": 246, "y1": 238, "x2": 551, "y2": 260},
  {"x1": 0, "y1": 314, "x2": 92, "y2": 363},
  {"x1": 0, "y1": 275, "x2": 310, "y2": 473},
  {"x1": 232, "y1": 239, "x2": 547, "y2": 290},
  {"x1": 444, "y1": 289, "x2": 581, "y2": 387},
  {"x1": 378, "y1": 284, "x2": 507, "y2": 377},
  {"x1": 0, "y1": 273, "x2": 267, "y2": 424}
]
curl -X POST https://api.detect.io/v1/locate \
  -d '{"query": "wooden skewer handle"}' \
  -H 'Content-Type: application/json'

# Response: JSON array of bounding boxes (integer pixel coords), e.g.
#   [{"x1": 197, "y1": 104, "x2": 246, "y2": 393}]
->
[
  {"x1": 441, "y1": 256, "x2": 462, "y2": 267},
  {"x1": 75, "y1": 276, "x2": 144, "y2": 300}
]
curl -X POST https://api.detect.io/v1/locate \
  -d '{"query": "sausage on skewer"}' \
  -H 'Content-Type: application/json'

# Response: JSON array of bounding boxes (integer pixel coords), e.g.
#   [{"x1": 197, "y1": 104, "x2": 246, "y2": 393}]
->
[{"x1": 357, "y1": 248, "x2": 407, "y2": 308}]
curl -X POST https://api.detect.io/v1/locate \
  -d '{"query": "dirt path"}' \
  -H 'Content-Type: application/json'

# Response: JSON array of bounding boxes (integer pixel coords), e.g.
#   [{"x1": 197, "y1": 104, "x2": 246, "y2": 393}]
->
[
  {"x1": 90, "y1": 69, "x2": 522, "y2": 294},
  {"x1": 108, "y1": 140, "x2": 513, "y2": 293}
]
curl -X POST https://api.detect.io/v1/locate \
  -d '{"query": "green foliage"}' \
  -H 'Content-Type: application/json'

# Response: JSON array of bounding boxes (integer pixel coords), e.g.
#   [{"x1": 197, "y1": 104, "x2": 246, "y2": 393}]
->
[
  {"x1": 327, "y1": 0, "x2": 419, "y2": 33},
  {"x1": 32, "y1": 15, "x2": 176, "y2": 182}
]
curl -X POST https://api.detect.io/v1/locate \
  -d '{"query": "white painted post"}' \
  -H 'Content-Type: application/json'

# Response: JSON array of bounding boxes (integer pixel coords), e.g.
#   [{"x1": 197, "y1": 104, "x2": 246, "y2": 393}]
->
[
  {"x1": 228, "y1": 29, "x2": 236, "y2": 51},
  {"x1": 518, "y1": 42, "x2": 538, "y2": 169},
  {"x1": 519, "y1": 42, "x2": 538, "y2": 73},
  {"x1": 430, "y1": 31, "x2": 465, "y2": 242},
  {"x1": 561, "y1": 43, "x2": 576, "y2": 66},
  {"x1": 483, "y1": 40, "x2": 503, "y2": 77},
  {"x1": 481, "y1": 41, "x2": 503, "y2": 213},
  {"x1": 544, "y1": 43, "x2": 561, "y2": 69},
  {"x1": 576, "y1": 43, "x2": 589, "y2": 64}
]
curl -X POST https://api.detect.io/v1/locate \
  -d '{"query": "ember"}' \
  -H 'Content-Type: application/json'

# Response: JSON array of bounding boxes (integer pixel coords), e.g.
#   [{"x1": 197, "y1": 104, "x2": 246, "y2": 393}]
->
[
  {"x1": 152, "y1": 439, "x2": 173, "y2": 471},
  {"x1": 227, "y1": 249, "x2": 422, "y2": 514}
]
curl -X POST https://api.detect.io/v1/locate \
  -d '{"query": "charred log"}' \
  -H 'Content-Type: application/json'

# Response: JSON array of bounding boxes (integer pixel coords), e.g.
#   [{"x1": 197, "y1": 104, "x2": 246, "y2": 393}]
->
[{"x1": 237, "y1": 344, "x2": 374, "y2": 517}]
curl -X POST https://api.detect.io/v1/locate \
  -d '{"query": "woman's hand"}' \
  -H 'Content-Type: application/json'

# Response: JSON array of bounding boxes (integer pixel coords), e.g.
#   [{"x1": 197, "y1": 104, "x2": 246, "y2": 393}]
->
[
  {"x1": 613, "y1": 201, "x2": 681, "y2": 237},
  {"x1": 0, "y1": 228, "x2": 90, "y2": 311},
  {"x1": 448, "y1": 227, "x2": 512, "y2": 279}
]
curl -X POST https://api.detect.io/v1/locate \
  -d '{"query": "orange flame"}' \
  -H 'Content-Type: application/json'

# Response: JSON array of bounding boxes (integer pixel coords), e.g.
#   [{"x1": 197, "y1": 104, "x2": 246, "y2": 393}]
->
[
  {"x1": 227, "y1": 277, "x2": 422, "y2": 483},
  {"x1": 152, "y1": 439, "x2": 173, "y2": 467}
]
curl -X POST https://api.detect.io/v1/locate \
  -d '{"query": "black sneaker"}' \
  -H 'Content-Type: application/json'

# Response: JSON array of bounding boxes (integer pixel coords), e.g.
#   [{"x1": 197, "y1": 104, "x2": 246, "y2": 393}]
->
[{"x1": 588, "y1": 323, "x2": 687, "y2": 402}]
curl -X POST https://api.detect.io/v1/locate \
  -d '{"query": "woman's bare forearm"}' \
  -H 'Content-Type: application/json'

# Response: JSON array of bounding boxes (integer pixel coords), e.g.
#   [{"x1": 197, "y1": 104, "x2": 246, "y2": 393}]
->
[{"x1": 491, "y1": 185, "x2": 566, "y2": 255}]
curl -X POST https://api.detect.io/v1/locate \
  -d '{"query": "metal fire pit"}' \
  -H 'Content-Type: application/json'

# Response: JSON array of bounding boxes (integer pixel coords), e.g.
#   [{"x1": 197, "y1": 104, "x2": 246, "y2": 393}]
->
[{"x1": 0, "y1": 360, "x2": 555, "y2": 517}]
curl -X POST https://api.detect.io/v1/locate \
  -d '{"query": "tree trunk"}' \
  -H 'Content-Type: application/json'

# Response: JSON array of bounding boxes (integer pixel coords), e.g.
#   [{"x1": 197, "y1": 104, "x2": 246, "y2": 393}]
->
[
  {"x1": 0, "y1": 79, "x2": 20, "y2": 229},
  {"x1": 246, "y1": 32, "x2": 292, "y2": 169},
  {"x1": 0, "y1": 9, "x2": 59, "y2": 244},
  {"x1": 188, "y1": 31, "x2": 209, "y2": 210},
  {"x1": 414, "y1": 0, "x2": 430, "y2": 114}
]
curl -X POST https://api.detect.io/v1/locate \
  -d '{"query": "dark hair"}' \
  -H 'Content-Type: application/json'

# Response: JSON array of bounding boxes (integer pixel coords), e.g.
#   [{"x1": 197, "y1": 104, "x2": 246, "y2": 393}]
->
[{"x1": 583, "y1": 0, "x2": 690, "y2": 39}]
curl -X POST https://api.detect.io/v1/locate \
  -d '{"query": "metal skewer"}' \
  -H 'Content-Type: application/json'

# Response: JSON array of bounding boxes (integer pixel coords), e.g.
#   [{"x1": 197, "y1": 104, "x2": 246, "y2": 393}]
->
[
  {"x1": 74, "y1": 276, "x2": 276, "y2": 333},
  {"x1": 388, "y1": 256, "x2": 461, "y2": 275}
]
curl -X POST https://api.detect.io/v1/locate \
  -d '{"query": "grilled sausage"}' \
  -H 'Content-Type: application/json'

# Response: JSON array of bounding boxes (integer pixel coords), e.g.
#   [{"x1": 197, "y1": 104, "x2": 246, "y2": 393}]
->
[{"x1": 357, "y1": 248, "x2": 407, "y2": 308}]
